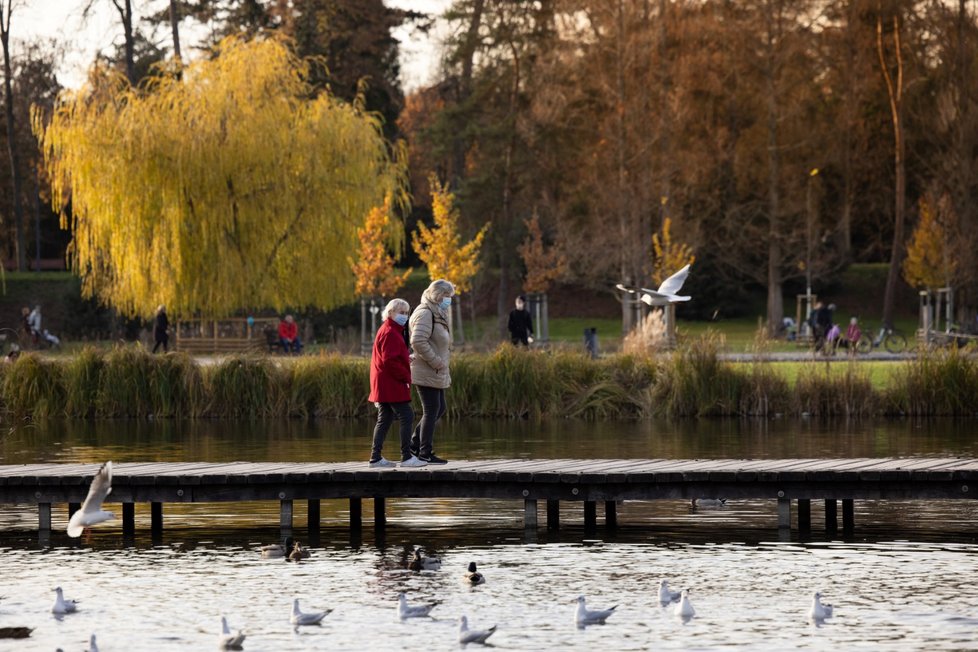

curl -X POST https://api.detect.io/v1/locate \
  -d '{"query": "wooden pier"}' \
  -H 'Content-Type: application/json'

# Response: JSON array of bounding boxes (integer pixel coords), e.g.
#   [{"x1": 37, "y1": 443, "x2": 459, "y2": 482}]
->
[{"x1": 1, "y1": 458, "x2": 975, "y2": 536}]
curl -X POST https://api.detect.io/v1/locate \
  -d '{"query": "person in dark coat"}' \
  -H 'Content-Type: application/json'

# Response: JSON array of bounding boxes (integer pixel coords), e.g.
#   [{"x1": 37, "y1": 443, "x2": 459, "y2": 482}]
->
[
  {"x1": 368, "y1": 298, "x2": 426, "y2": 468},
  {"x1": 507, "y1": 295, "x2": 533, "y2": 346},
  {"x1": 153, "y1": 305, "x2": 169, "y2": 353}
]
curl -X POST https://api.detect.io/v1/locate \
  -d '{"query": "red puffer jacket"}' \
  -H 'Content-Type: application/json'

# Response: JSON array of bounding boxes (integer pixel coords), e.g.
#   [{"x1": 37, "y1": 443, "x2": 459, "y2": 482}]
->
[{"x1": 368, "y1": 318, "x2": 412, "y2": 403}]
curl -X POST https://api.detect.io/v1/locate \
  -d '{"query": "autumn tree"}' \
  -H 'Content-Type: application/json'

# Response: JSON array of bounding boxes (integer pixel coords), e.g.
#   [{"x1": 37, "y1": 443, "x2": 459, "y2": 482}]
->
[
  {"x1": 349, "y1": 198, "x2": 412, "y2": 298},
  {"x1": 651, "y1": 217, "x2": 695, "y2": 286},
  {"x1": 35, "y1": 36, "x2": 405, "y2": 318},
  {"x1": 518, "y1": 212, "x2": 566, "y2": 294},
  {"x1": 0, "y1": 0, "x2": 25, "y2": 271},
  {"x1": 902, "y1": 192, "x2": 957, "y2": 290}
]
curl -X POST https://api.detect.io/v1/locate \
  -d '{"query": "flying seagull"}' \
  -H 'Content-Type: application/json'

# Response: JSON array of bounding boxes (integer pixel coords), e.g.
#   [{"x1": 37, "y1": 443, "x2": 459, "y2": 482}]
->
[
  {"x1": 616, "y1": 264, "x2": 692, "y2": 306},
  {"x1": 67, "y1": 461, "x2": 115, "y2": 538}
]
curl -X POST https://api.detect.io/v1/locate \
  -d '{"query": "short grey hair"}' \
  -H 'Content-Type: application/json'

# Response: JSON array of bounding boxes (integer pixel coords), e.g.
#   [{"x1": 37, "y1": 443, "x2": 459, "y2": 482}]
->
[
  {"x1": 382, "y1": 298, "x2": 410, "y2": 321},
  {"x1": 423, "y1": 279, "x2": 455, "y2": 304}
]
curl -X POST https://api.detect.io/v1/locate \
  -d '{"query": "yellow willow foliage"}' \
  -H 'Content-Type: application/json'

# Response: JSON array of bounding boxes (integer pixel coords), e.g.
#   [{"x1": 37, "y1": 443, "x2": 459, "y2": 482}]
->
[
  {"x1": 412, "y1": 175, "x2": 488, "y2": 294},
  {"x1": 349, "y1": 198, "x2": 412, "y2": 297},
  {"x1": 34, "y1": 36, "x2": 406, "y2": 318},
  {"x1": 902, "y1": 192, "x2": 957, "y2": 290},
  {"x1": 518, "y1": 211, "x2": 566, "y2": 294},
  {"x1": 652, "y1": 217, "x2": 695, "y2": 285}
]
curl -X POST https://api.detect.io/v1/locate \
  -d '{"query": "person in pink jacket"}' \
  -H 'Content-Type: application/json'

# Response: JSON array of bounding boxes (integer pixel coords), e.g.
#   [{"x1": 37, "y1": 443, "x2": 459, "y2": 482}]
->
[{"x1": 367, "y1": 299, "x2": 427, "y2": 468}]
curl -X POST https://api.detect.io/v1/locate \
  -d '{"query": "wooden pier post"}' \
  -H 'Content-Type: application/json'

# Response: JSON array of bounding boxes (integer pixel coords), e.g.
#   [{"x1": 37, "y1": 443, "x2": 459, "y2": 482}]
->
[
  {"x1": 605, "y1": 501, "x2": 617, "y2": 528},
  {"x1": 122, "y1": 503, "x2": 135, "y2": 536},
  {"x1": 583, "y1": 501, "x2": 597, "y2": 529},
  {"x1": 524, "y1": 499, "x2": 538, "y2": 528},
  {"x1": 151, "y1": 502, "x2": 163, "y2": 534},
  {"x1": 842, "y1": 499, "x2": 854, "y2": 533},
  {"x1": 68, "y1": 502, "x2": 80, "y2": 520},
  {"x1": 547, "y1": 499, "x2": 560, "y2": 530},
  {"x1": 307, "y1": 499, "x2": 320, "y2": 532},
  {"x1": 798, "y1": 499, "x2": 811, "y2": 533},
  {"x1": 350, "y1": 497, "x2": 362, "y2": 530},
  {"x1": 374, "y1": 497, "x2": 387, "y2": 528},
  {"x1": 825, "y1": 499, "x2": 838, "y2": 534},
  {"x1": 38, "y1": 503, "x2": 51, "y2": 532},
  {"x1": 279, "y1": 499, "x2": 293, "y2": 531},
  {"x1": 777, "y1": 497, "x2": 791, "y2": 529}
]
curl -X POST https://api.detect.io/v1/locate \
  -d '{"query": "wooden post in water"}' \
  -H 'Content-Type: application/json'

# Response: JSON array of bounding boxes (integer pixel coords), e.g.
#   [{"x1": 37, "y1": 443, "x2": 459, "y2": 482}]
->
[
  {"x1": 605, "y1": 501, "x2": 617, "y2": 528},
  {"x1": 524, "y1": 499, "x2": 538, "y2": 528},
  {"x1": 798, "y1": 499, "x2": 811, "y2": 533},
  {"x1": 825, "y1": 499, "x2": 838, "y2": 534},
  {"x1": 68, "y1": 502, "x2": 80, "y2": 520},
  {"x1": 584, "y1": 501, "x2": 597, "y2": 529},
  {"x1": 279, "y1": 499, "x2": 293, "y2": 531},
  {"x1": 122, "y1": 503, "x2": 135, "y2": 536},
  {"x1": 307, "y1": 499, "x2": 320, "y2": 532},
  {"x1": 39, "y1": 503, "x2": 51, "y2": 532},
  {"x1": 374, "y1": 497, "x2": 386, "y2": 528},
  {"x1": 777, "y1": 497, "x2": 791, "y2": 529},
  {"x1": 842, "y1": 499, "x2": 854, "y2": 533},
  {"x1": 547, "y1": 499, "x2": 560, "y2": 530},
  {"x1": 151, "y1": 502, "x2": 163, "y2": 534},
  {"x1": 350, "y1": 498, "x2": 363, "y2": 530}
]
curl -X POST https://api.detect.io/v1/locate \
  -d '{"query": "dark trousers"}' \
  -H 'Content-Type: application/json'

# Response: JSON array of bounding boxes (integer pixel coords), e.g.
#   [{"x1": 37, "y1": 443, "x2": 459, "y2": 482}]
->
[
  {"x1": 152, "y1": 333, "x2": 168, "y2": 353},
  {"x1": 411, "y1": 385, "x2": 446, "y2": 458},
  {"x1": 371, "y1": 401, "x2": 414, "y2": 462}
]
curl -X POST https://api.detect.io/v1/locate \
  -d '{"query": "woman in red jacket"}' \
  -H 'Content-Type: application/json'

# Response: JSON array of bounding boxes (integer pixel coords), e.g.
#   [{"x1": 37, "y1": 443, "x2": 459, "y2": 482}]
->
[{"x1": 368, "y1": 299, "x2": 427, "y2": 468}]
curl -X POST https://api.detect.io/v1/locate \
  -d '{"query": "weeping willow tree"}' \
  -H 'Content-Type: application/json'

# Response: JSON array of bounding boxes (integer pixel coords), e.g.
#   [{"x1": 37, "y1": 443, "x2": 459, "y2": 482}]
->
[{"x1": 33, "y1": 36, "x2": 406, "y2": 317}]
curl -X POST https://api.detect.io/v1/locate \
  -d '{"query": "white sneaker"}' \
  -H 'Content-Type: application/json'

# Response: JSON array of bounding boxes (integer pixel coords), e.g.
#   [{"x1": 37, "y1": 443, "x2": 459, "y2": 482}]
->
[
  {"x1": 400, "y1": 456, "x2": 428, "y2": 468},
  {"x1": 369, "y1": 457, "x2": 396, "y2": 468}
]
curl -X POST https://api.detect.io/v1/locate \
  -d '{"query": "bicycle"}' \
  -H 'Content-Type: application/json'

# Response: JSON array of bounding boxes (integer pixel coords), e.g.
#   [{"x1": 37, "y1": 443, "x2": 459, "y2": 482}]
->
[{"x1": 872, "y1": 324, "x2": 908, "y2": 354}]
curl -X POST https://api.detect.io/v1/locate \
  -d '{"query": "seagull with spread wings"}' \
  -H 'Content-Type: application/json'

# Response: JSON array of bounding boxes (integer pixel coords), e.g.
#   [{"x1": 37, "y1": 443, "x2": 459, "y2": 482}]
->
[
  {"x1": 616, "y1": 264, "x2": 692, "y2": 306},
  {"x1": 66, "y1": 461, "x2": 115, "y2": 538}
]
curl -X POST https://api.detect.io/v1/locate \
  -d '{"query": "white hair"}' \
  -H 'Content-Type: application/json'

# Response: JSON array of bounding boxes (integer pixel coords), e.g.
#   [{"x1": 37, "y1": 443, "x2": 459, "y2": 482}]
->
[
  {"x1": 382, "y1": 298, "x2": 410, "y2": 321},
  {"x1": 422, "y1": 279, "x2": 455, "y2": 304}
]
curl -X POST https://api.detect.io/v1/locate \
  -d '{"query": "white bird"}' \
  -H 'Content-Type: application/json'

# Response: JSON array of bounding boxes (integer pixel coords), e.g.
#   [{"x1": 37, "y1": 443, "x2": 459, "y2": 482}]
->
[
  {"x1": 51, "y1": 587, "x2": 78, "y2": 615},
  {"x1": 658, "y1": 580, "x2": 682, "y2": 606},
  {"x1": 575, "y1": 595, "x2": 616, "y2": 625},
  {"x1": 463, "y1": 562, "x2": 485, "y2": 586},
  {"x1": 87, "y1": 633, "x2": 99, "y2": 652},
  {"x1": 408, "y1": 548, "x2": 441, "y2": 571},
  {"x1": 67, "y1": 461, "x2": 115, "y2": 537},
  {"x1": 616, "y1": 264, "x2": 692, "y2": 306},
  {"x1": 290, "y1": 598, "x2": 331, "y2": 626},
  {"x1": 260, "y1": 536, "x2": 294, "y2": 559},
  {"x1": 808, "y1": 591, "x2": 833, "y2": 622},
  {"x1": 397, "y1": 592, "x2": 438, "y2": 619},
  {"x1": 674, "y1": 590, "x2": 695, "y2": 621},
  {"x1": 458, "y1": 615, "x2": 496, "y2": 645},
  {"x1": 218, "y1": 616, "x2": 246, "y2": 649}
]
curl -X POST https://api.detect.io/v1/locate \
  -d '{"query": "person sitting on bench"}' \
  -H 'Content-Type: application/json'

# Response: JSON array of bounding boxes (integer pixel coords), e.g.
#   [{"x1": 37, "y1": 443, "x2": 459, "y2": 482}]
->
[{"x1": 278, "y1": 314, "x2": 302, "y2": 354}]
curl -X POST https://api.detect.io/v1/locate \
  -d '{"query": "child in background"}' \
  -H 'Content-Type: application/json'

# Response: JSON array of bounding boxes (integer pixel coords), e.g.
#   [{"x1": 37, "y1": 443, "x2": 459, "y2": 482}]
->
[{"x1": 846, "y1": 317, "x2": 862, "y2": 356}]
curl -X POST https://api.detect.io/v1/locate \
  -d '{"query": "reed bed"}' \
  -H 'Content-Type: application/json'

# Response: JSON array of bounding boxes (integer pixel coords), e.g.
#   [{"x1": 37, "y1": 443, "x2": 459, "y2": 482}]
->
[{"x1": 1, "y1": 341, "x2": 977, "y2": 419}]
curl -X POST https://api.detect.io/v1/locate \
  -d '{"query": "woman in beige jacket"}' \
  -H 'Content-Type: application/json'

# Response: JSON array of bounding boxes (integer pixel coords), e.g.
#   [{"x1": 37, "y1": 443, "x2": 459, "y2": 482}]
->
[{"x1": 408, "y1": 279, "x2": 455, "y2": 464}]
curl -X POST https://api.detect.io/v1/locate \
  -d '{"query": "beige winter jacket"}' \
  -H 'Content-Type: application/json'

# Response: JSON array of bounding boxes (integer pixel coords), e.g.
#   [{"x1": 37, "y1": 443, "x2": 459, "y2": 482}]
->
[{"x1": 409, "y1": 298, "x2": 451, "y2": 389}]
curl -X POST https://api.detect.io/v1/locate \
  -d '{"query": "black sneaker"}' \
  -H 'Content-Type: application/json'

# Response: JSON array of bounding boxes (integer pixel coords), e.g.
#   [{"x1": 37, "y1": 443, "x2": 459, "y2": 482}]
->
[
  {"x1": 420, "y1": 453, "x2": 448, "y2": 465},
  {"x1": 410, "y1": 445, "x2": 420, "y2": 458}
]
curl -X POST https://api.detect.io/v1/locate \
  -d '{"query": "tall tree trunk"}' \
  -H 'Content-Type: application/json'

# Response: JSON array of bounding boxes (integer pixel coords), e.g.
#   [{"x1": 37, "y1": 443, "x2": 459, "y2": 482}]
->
[
  {"x1": 0, "y1": 2, "x2": 25, "y2": 271},
  {"x1": 615, "y1": 0, "x2": 632, "y2": 333},
  {"x1": 498, "y1": 38, "x2": 521, "y2": 337},
  {"x1": 169, "y1": 0, "x2": 182, "y2": 60},
  {"x1": 452, "y1": 0, "x2": 485, "y2": 188},
  {"x1": 878, "y1": 11, "x2": 906, "y2": 327},
  {"x1": 764, "y1": 0, "x2": 784, "y2": 333},
  {"x1": 112, "y1": 0, "x2": 136, "y2": 84}
]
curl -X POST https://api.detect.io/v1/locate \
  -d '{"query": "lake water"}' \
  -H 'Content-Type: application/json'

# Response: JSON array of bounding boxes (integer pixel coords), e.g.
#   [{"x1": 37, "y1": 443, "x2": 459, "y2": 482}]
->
[{"x1": 1, "y1": 418, "x2": 977, "y2": 651}]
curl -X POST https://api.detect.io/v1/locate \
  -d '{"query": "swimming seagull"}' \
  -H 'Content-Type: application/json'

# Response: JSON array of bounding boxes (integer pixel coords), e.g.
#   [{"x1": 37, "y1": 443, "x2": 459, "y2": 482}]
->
[
  {"x1": 51, "y1": 587, "x2": 79, "y2": 614},
  {"x1": 463, "y1": 562, "x2": 485, "y2": 586},
  {"x1": 808, "y1": 591, "x2": 834, "y2": 622},
  {"x1": 574, "y1": 595, "x2": 617, "y2": 625},
  {"x1": 409, "y1": 548, "x2": 441, "y2": 571},
  {"x1": 615, "y1": 264, "x2": 692, "y2": 306},
  {"x1": 397, "y1": 592, "x2": 439, "y2": 619},
  {"x1": 674, "y1": 590, "x2": 695, "y2": 622},
  {"x1": 218, "y1": 616, "x2": 246, "y2": 649},
  {"x1": 67, "y1": 461, "x2": 115, "y2": 537},
  {"x1": 87, "y1": 633, "x2": 99, "y2": 652},
  {"x1": 458, "y1": 615, "x2": 496, "y2": 645},
  {"x1": 658, "y1": 580, "x2": 682, "y2": 606},
  {"x1": 290, "y1": 598, "x2": 331, "y2": 626}
]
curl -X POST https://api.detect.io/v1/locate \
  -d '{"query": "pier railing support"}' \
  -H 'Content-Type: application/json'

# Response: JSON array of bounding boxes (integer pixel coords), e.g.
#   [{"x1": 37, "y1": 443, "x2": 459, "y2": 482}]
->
[
  {"x1": 39, "y1": 502, "x2": 51, "y2": 532},
  {"x1": 842, "y1": 499, "x2": 854, "y2": 534},
  {"x1": 546, "y1": 499, "x2": 560, "y2": 530},
  {"x1": 68, "y1": 502, "x2": 80, "y2": 520},
  {"x1": 777, "y1": 497, "x2": 791, "y2": 529},
  {"x1": 307, "y1": 499, "x2": 320, "y2": 532},
  {"x1": 122, "y1": 502, "x2": 135, "y2": 536},
  {"x1": 151, "y1": 502, "x2": 163, "y2": 534},
  {"x1": 825, "y1": 499, "x2": 838, "y2": 534},
  {"x1": 350, "y1": 497, "x2": 362, "y2": 530},
  {"x1": 605, "y1": 501, "x2": 617, "y2": 528},
  {"x1": 798, "y1": 499, "x2": 811, "y2": 534},
  {"x1": 374, "y1": 497, "x2": 387, "y2": 528},
  {"x1": 280, "y1": 499, "x2": 293, "y2": 532},
  {"x1": 584, "y1": 501, "x2": 597, "y2": 529},
  {"x1": 524, "y1": 499, "x2": 538, "y2": 528}
]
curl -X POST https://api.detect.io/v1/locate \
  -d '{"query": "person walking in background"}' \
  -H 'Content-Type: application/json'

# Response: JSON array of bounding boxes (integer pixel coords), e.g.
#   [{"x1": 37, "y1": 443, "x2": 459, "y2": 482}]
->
[
  {"x1": 507, "y1": 295, "x2": 534, "y2": 346},
  {"x1": 278, "y1": 314, "x2": 302, "y2": 354},
  {"x1": 368, "y1": 298, "x2": 426, "y2": 468},
  {"x1": 27, "y1": 305, "x2": 42, "y2": 345},
  {"x1": 811, "y1": 301, "x2": 833, "y2": 352},
  {"x1": 845, "y1": 316, "x2": 862, "y2": 357},
  {"x1": 152, "y1": 304, "x2": 169, "y2": 353},
  {"x1": 409, "y1": 279, "x2": 455, "y2": 465}
]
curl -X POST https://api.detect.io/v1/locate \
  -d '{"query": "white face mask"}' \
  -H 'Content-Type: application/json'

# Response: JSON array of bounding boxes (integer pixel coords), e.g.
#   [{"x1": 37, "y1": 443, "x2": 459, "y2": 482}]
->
[
  {"x1": 393, "y1": 314, "x2": 408, "y2": 326},
  {"x1": 439, "y1": 297, "x2": 452, "y2": 310}
]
